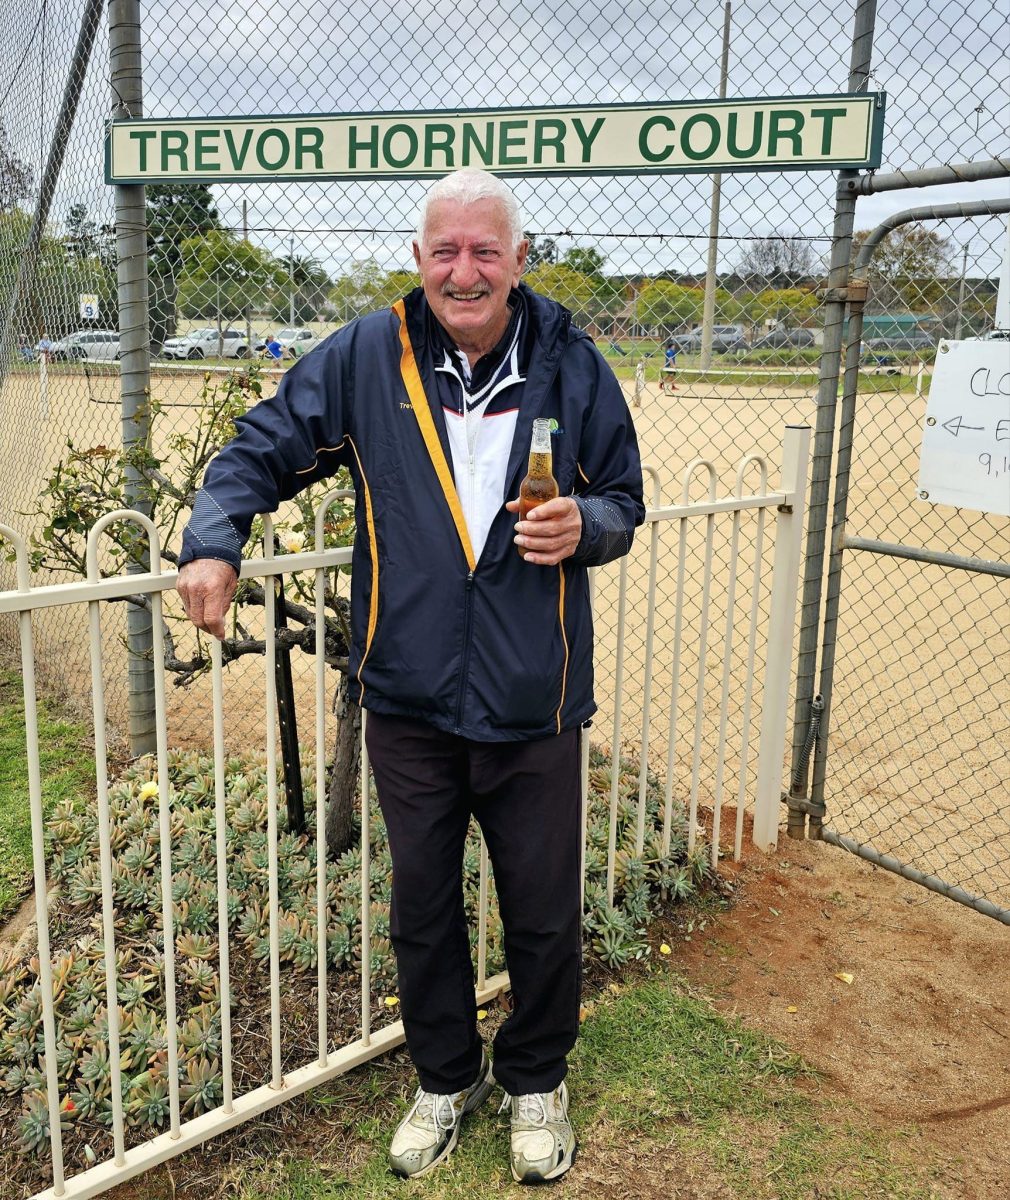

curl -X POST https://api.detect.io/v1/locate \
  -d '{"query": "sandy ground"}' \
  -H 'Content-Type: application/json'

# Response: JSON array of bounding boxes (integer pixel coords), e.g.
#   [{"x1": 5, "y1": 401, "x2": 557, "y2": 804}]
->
[
  {"x1": 676, "y1": 825, "x2": 1010, "y2": 1200},
  {"x1": 0, "y1": 363, "x2": 1007, "y2": 910}
]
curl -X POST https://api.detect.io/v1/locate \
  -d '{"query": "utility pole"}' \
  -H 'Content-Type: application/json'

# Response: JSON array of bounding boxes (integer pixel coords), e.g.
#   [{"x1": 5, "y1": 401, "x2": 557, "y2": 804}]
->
[
  {"x1": 289, "y1": 234, "x2": 296, "y2": 327},
  {"x1": 243, "y1": 199, "x2": 253, "y2": 348},
  {"x1": 700, "y1": 1, "x2": 731, "y2": 371},
  {"x1": 953, "y1": 243, "x2": 969, "y2": 340},
  {"x1": 996, "y1": 214, "x2": 1010, "y2": 331}
]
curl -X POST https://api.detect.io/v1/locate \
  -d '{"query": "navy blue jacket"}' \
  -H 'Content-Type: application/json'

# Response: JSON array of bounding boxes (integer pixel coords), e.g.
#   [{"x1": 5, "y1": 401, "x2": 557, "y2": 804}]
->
[{"x1": 180, "y1": 284, "x2": 644, "y2": 741}]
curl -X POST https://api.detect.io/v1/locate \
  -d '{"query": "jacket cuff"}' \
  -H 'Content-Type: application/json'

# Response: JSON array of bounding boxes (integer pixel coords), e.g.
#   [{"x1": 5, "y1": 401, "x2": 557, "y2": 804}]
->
[
  {"x1": 177, "y1": 545, "x2": 241, "y2": 573},
  {"x1": 571, "y1": 495, "x2": 633, "y2": 566}
]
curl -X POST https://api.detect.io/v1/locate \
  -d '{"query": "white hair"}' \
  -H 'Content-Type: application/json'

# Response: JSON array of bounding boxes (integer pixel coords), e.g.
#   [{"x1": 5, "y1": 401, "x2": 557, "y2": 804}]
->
[{"x1": 416, "y1": 169, "x2": 525, "y2": 249}]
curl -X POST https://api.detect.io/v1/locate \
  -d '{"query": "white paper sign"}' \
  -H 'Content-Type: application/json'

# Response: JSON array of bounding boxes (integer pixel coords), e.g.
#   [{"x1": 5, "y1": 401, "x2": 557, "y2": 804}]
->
[
  {"x1": 917, "y1": 340, "x2": 1010, "y2": 517},
  {"x1": 79, "y1": 293, "x2": 99, "y2": 319}
]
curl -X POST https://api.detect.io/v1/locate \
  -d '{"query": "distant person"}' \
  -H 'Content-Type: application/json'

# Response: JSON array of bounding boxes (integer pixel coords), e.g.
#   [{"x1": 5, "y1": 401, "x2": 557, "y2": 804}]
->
[
  {"x1": 35, "y1": 333, "x2": 53, "y2": 361},
  {"x1": 261, "y1": 334, "x2": 283, "y2": 365},
  {"x1": 663, "y1": 340, "x2": 678, "y2": 393}
]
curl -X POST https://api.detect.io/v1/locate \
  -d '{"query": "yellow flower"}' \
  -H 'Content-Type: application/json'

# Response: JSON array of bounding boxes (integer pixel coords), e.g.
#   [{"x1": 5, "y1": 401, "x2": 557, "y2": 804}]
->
[
  {"x1": 383, "y1": 995, "x2": 399, "y2": 1007},
  {"x1": 659, "y1": 943, "x2": 672, "y2": 955},
  {"x1": 476, "y1": 1009, "x2": 488, "y2": 1021},
  {"x1": 279, "y1": 531, "x2": 305, "y2": 554},
  {"x1": 138, "y1": 781, "x2": 159, "y2": 801}
]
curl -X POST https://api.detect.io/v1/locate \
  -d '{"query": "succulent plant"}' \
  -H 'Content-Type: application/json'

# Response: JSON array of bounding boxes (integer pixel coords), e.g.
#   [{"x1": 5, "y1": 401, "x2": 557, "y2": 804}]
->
[
  {"x1": 180, "y1": 1056, "x2": 223, "y2": 1116},
  {"x1": 1, "y1": 741, "x2": 706, "y2": 1152}
]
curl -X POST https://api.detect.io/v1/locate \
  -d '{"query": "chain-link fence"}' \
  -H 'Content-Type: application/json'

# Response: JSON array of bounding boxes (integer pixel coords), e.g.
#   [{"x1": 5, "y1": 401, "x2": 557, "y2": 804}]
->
[
  {"x1": 0, "y1": 2, "x2": 1007, "y2": 875},
  {"x1": 808, "y1": 208, "x2": 1010, "y2": 918}
]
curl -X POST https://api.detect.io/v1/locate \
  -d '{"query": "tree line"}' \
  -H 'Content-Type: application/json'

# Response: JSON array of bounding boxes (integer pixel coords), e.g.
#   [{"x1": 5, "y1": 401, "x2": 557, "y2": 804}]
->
[{"x1": 0, "y1": 121, "x2": 995, "y2": 347}]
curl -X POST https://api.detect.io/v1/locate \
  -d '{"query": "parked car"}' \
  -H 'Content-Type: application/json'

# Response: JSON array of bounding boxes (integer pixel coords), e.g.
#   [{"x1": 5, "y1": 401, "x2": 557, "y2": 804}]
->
[
  {"x1": 161, "y1": 328, "x2": 251, "y2": 360},
  {"x1": 750, "y1": 327, "x2": 816, "y2": 350},
  {"x1": 963, "y1": 328, "x2": 1009, "y2": 342},
  {"x1": 863, "y1": 333, "x2": 936, "y2": 352},
  {"x1": 252, "y1": 327, "x2": 321, "y2": 358},
  {"x1": 670, "y1": 324, "x2": 749, "y2": 353},
  {"x1": 47, "y1": 329, "x2": 118, "y2": 361}
]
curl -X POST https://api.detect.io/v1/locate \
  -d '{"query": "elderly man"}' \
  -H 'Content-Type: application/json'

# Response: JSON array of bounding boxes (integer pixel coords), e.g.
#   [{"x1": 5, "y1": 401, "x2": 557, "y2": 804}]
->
[{"x1": 177, "y1": 168, "x2": 643, "y2": 1184}]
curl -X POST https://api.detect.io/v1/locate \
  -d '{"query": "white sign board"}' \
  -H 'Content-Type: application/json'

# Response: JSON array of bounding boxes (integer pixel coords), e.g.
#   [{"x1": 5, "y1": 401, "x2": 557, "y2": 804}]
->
[
  {"x1": 105, "y1": 94, "x2": 885, "y2": 182},
  {"x1": 79, "y1": 293, "x2": 99, "y2": 320},
  {"x1": 917, "y1": 340, "x2": 1010, "y2": 517}
]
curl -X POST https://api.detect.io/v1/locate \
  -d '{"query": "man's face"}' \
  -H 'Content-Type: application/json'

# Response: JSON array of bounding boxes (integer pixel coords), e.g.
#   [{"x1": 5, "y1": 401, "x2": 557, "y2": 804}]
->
[{"x1": 413, "y1": 198, "x2": 528, "y2": 350}]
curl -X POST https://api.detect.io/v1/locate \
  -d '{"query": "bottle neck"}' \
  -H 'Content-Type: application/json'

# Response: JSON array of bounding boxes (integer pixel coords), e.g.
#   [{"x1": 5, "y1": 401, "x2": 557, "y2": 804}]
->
[
  {"x1": 530, "y1": 419, "x2": 552, "y2": 455},
  {"x1": 527, "y1": 447, "x2": 553, "y2": 477}
]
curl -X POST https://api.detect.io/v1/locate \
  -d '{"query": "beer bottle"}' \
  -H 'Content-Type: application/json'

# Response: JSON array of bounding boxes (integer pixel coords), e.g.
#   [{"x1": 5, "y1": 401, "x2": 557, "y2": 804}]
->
[{"x1": 518, "y1": 417, "x2": 559, "y2": 558}]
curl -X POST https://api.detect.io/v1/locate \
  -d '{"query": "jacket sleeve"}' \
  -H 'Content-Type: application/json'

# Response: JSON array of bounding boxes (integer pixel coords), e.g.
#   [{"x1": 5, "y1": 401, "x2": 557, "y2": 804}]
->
[
  {"x1": 178, "y1": 337, "x2": 352, "y2": 571},
  {"x1": 569, "y1": 342, "x2": 645, "y2": 567}
]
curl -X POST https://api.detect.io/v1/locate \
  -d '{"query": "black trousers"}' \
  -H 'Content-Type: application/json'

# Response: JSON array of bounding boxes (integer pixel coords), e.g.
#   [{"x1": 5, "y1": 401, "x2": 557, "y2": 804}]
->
[{"x1": 364, "y1": 711, "x2": 583, "y2": 1096}]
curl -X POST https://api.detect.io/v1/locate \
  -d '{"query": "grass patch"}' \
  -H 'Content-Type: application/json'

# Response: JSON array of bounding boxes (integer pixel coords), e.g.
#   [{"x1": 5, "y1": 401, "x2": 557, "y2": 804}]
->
[
  {"x1": 173, "y1": 975, "x2": 943, "y2": 1200},
  {"x1": 0, "y1": 670, "x2": 95, "y2": 925}
]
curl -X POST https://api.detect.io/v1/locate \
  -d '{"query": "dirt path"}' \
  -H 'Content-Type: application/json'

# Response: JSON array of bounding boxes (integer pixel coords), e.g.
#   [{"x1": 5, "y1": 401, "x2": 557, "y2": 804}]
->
[{"x1": 678, "y1": 828, "x2": 1010, "y2": 1200}]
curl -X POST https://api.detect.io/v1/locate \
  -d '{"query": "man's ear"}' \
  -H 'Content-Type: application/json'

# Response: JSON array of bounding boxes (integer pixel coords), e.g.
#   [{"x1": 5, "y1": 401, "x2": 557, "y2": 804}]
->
[
  {"x1": 514, "y1": 239, "x2": 529, "y2": 282},
  {"x1": 412, "y1": 240, "x2": 423, "y2": 271}
]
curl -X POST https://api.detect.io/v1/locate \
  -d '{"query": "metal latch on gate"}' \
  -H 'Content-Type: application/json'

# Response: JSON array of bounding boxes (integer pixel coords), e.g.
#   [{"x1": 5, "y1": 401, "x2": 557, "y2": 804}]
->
[
  {"x1": 817, "y1": 280, "x2": 869, "y2": 305},
  {"x1": 783, "y1": 793, "x2": 827, "y2": 819}
]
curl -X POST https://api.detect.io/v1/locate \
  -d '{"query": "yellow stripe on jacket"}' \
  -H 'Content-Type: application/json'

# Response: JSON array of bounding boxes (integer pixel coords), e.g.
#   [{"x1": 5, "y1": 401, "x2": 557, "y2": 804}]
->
[{"x1": 392, "y1": 300, "x2": 477, "y2": 573}]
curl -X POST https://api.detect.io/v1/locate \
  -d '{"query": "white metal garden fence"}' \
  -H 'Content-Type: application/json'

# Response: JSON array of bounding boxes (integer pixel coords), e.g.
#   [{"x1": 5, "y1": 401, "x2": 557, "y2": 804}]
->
[{"x1": 0, "y1": 426, "x2": 808, "y2": 1199}]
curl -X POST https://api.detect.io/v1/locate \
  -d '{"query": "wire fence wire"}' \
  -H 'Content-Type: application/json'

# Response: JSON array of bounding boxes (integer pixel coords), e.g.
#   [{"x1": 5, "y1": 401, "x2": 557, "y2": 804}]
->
[
  {"x1": 817, "y1": 210, "x2": 1010, "y2": 914},
  {"x1": 0, "y1": 4, "x2": 1007, "y2": 882}
]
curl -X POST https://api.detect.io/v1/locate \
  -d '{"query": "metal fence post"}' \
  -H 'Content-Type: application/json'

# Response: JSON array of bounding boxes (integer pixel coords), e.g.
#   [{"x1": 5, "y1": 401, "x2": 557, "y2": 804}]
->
[
  {"x1": 787, "y1": 0, "x2": 877, "y2": 837},
  {"x1": 753, "y1": 425, "x2": 811, "y2": 851},
  {"x1": 109, "y1": 0, "x2": 156, "y2": 755}
]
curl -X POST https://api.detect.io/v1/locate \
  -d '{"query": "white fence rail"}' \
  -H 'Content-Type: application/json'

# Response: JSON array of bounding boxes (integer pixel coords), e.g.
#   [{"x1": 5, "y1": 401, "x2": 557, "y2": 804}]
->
[{"x1": 0, "y1": 425, "x2": 808, "y2": 1200}]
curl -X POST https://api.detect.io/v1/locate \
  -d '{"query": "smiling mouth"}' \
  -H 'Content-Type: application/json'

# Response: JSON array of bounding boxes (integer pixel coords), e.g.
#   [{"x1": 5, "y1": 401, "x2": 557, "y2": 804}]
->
[{"x1": 444, "y1": 289, "x2": 489, "y2": 303}]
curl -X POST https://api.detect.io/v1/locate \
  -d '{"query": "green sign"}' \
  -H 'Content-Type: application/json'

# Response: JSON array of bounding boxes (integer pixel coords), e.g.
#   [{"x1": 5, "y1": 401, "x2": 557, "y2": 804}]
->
[{"x1": 105, "y1": 94, "x2": 885, "y2": 184}]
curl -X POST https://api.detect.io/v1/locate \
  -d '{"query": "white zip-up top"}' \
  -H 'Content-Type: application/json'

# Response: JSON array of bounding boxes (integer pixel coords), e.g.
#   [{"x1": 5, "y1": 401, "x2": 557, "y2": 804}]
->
[{"x1": 436, "y1": 312, "x2": 526, "y2": 562}]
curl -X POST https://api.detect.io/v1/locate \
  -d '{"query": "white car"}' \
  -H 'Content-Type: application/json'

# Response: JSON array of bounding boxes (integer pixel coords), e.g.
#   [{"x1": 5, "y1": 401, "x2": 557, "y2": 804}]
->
[
  {"x1": 963, "y1": 328, "x2": 1009, "y2": 342},
  {"x1": 48, "y1": 330, "x2": 119, "y2": 361},
  {"x1": 279, "y1": 327, "x2": 320, "y2": 356},
  {"x1": 78, "y1": 331, "x2": 125, "y2": 361},
  {"x1": 254, "y1": 327, "x2": 321, "y2": 358},
  {"x1": 161, "y1": 328, "x2": 251, "y2": 360}
]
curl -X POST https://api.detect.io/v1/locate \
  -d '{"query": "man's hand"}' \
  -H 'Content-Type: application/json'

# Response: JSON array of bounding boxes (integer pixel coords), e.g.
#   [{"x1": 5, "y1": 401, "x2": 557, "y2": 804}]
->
[
  {"x1": 506, "y1": 496, "x2": 582, "y2": 566},
  {"x1": 177, "y1": 559, "x2": 239, "y2": 640}
]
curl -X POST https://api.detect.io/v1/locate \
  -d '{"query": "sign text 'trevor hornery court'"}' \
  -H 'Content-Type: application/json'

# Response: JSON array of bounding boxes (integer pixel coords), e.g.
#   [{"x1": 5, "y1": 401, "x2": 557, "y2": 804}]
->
[{"x1": 105, "y1": 94, "x2": 885, "y2": 182}]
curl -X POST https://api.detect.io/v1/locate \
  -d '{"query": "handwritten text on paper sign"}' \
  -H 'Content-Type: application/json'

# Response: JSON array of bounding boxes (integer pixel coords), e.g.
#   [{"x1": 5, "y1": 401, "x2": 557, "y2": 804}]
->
[{"x1": 918, "y1": 341, "x2": 1010, "y2": 518}]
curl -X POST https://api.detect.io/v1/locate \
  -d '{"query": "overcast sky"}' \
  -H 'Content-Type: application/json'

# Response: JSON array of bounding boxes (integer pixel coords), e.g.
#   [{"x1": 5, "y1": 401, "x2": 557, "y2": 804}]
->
[{"x1": 4, "y1": 0, "x2": 1008, "y2": 278}]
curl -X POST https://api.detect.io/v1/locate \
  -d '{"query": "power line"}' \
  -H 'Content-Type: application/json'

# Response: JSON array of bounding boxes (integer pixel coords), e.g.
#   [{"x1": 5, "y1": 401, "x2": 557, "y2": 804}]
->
[{"x1": 0, "y1": 4, "x2": 45, "y2": 115}]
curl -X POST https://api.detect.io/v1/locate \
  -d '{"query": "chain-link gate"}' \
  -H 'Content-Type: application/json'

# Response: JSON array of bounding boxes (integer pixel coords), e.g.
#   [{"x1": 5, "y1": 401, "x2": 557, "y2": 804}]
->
[{"x1": 787, "y1": 202, "x2": 1010, "y2": 924}]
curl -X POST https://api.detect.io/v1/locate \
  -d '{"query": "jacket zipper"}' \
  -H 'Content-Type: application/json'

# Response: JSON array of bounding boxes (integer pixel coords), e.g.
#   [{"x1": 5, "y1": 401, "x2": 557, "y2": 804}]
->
[
  {"x1": 453, "y1": 339, "x2": 566, "y2": 734},
  {"x1": 454, "y1": 569, "x2": 476, "y2": 733}
]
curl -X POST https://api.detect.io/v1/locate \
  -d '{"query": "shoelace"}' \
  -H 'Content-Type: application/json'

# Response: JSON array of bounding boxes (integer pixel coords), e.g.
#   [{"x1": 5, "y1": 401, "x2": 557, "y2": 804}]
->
[
  {"x1": 499, "y1": 1091, "x2": 549, "y2": 1125},
  {"x1": 413, "y1": 1088, "x2": 459, "y2": 1134}
]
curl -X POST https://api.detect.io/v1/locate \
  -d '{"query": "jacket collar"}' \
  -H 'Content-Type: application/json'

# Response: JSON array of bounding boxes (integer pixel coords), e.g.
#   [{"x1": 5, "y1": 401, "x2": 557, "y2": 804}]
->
[{"x1": 400, "y1": 283, "x2": 577, "y2": 495}]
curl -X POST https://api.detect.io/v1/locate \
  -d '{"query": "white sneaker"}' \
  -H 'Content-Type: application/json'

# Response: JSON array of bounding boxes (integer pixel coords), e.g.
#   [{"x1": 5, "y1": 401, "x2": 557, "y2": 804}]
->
[
  {"x1": 388, "y1": 1050, "x2": 495, "y2": 1178},
  {"x1": 500, "y1": 1081, "x2": 577, "y2": 1184}
]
